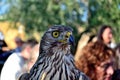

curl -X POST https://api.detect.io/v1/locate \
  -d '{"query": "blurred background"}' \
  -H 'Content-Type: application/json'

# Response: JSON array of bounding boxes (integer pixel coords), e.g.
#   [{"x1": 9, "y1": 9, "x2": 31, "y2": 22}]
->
[
  {"x1": 0, "y1": 0, "x2": 120, "y2": 51},
  {"x1": 1, "y1": 0, "x2": 120, "y2": 79}
]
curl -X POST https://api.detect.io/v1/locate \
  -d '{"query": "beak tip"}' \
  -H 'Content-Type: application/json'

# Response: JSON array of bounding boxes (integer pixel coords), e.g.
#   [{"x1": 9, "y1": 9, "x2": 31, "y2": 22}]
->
[{"x1": 69, "y1": 35, "x2": 75, "y2": 46}]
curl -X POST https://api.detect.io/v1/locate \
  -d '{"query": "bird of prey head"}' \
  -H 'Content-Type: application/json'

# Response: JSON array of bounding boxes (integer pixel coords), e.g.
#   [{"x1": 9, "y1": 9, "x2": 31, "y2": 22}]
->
[
  {"x1": 40, "y1": 25, "x2": 74, "y2": 56},
  {"x1": 19, "y1": 25, "x2": 89, "y2": 80}
]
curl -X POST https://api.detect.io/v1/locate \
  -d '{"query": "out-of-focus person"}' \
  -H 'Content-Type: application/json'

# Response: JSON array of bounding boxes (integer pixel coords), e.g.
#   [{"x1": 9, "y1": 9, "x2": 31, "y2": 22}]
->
[
  {"x1": 114, "y1": 43, "x2": 120, "y2": 69},
  {"x1": 0, "y1": 31, "x2": 9, "y2": 54},
  {"x1": 75, "y1": 25, "x2": 115, "y2": 62},
  {"x1": 0, "y1": 37, "x2": 24, "y2": 63},
  {"x1": 13, "y1": 37, "x2": 24, "y2": 53},
  {"x1": 0, "y1": 31, "x2": 10, "y2": 73},
  {"x1": 97, "y1": 25, "x2": 116, "y2": 48},
  {"x1": 26, "y1": 43, "x2": 39, "y2": 72},
  {"x1": 75, "y1": 41, "x2": 115, "y2": 80},
  {"x1": 0, "y1": 38, "x2": 38, "y2": 80}
]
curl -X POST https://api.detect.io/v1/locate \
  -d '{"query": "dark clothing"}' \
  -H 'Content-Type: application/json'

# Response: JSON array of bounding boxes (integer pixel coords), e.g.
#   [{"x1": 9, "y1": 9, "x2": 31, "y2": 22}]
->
[
  {"x1": 112, "y1": 69, "x2": 120, "y2": 80},
  {"x1": 0, "y1": 40, "x2": 8, "y2": 54}
]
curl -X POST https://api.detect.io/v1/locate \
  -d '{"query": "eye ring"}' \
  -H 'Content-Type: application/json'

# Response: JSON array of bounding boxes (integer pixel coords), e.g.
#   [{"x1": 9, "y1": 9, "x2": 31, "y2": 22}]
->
[{"x1": 52, "y1": 31, "x2": 60, "y2": 38}]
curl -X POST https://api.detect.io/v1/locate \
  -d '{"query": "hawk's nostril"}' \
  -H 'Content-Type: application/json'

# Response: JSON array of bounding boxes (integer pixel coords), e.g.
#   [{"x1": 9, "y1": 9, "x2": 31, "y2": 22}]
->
[{"x1": 65, "y1": 35, "x2": 69, "y2": 38}]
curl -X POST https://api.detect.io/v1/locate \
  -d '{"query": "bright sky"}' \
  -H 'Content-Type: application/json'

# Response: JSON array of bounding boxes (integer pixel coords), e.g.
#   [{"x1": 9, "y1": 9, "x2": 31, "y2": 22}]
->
[{"x1": 0, "y1": 0, "x2": 9, "y2": 15}]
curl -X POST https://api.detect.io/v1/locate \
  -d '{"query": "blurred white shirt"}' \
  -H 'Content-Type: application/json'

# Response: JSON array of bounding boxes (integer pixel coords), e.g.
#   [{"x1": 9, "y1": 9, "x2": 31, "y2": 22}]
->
[
  {"x1": 108, "y1": 42, "x2": 116, "y2": 49},
  {"x1": 0, "y1": 53, "x2": 27, "y2": 80}
]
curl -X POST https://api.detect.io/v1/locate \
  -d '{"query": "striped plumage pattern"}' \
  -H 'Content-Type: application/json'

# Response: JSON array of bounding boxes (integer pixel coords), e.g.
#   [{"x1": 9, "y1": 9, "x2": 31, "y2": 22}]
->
[{"x1": 19, "y1": 25, "x2": 89, "y2": 80}]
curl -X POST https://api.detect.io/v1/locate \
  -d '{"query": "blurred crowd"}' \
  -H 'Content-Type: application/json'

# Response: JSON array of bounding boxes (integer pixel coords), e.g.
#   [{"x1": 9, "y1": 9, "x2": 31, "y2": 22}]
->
[
  {"x1": 0, "y1": 25, "x2": 120, "y2": 80},
  {"x1": 75, "y1": 25, "x2": 120, "y2": 80},
  {"x1": 0, "y1": 31, "x2": 39, "y2": 80}
]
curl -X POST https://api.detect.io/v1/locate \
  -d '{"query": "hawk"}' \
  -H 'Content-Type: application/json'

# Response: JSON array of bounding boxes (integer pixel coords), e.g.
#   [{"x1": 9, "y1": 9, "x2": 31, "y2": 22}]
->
[{"x1": 19, "y1": 25, "x2": 89, "y2": 80}]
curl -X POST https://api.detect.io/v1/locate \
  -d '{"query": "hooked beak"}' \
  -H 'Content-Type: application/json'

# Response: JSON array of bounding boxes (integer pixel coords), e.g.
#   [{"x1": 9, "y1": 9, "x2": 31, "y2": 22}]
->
[
  {"x1": 69, "y1": 35, "x2": 75, "y2": 46},
  {"x1": 59, "y1": 32, "x2": 75, "y2": 46}
]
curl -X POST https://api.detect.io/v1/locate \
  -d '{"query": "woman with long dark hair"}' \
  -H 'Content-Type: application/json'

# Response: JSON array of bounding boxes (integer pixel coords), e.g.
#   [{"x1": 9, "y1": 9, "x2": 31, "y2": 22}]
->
[{"x1": 97, "y1": 25, "x2": 115, "y2": 48}]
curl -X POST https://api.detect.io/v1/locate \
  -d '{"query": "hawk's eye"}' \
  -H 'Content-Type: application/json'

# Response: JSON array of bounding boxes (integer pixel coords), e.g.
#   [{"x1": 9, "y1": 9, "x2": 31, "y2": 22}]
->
[{"x1": 52, "y1": 31, "x2": 60, "y2": 38}]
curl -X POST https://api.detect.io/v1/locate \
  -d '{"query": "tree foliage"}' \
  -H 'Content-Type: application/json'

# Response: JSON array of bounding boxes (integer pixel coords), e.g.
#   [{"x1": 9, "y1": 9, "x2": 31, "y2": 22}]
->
[
  {"x1": 1, "y1": 0, "x2": 120, "y2": 43},
  {"x1": 4, "y1": 0, "x2": 86, "y2": 37},
  {"x1": 88, "y1": 0, "x2": 120, "y2": 43}
]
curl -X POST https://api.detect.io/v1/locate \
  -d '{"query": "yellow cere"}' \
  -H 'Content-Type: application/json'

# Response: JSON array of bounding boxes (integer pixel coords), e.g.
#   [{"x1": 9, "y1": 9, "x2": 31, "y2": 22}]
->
[{"x1": 66, "y1": 32, "x2": 71, "y2": 37}]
